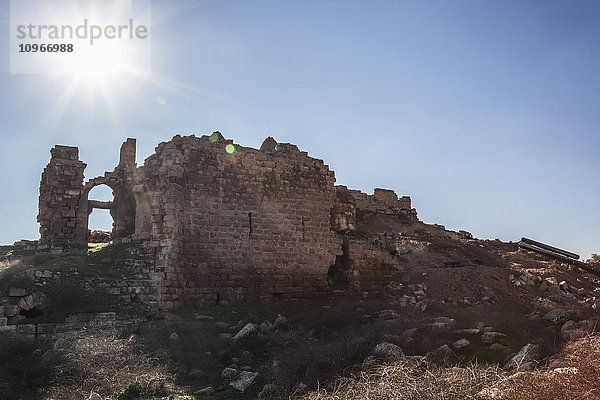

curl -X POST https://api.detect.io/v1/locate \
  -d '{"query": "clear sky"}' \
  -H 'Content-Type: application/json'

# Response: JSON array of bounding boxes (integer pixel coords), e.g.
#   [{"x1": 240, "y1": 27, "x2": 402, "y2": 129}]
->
[{"x1": 0, "y1": 0, "x2": 598, "y2": 259}]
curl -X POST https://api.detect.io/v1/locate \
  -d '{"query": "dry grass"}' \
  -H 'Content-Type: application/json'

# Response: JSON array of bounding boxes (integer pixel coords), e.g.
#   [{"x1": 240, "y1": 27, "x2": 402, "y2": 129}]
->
[
  {"x1": 296, "y1": 359, "x2": 515, "y2": 400},
  {"x1": 40, "y1": 335, "x2": 177, "y2": 400},
  {"x1": 506, "y1": 334, "x2": 600, "y2": 400},
  {"x1": 296, "y1": 335, "x2": 600, "y2": 400}
]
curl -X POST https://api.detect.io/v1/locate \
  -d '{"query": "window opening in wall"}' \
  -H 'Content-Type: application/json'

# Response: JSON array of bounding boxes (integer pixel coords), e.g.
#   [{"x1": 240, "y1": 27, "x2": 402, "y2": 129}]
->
[
  {"x1": 301, "y1": 216, "x2": 306, "y2": 240},
  {"x1": 248, "y1": 212, "x2": 253, "y2": 239},
  {"x1": 89, "y1": 209, "x2": 113, "y2": 234}
]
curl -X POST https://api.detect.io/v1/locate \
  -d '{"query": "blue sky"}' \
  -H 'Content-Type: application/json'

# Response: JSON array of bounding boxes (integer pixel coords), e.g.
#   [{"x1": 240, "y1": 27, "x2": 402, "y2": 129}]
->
[{"x1": 0, "y1": 0, "x2": 598, "y2": 259}]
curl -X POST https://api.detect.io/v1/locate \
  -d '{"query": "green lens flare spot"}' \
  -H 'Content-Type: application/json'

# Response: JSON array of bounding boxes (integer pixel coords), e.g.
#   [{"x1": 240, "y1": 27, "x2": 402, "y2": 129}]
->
[{"x1": 225, "y1": 144, "x2": 235, "y2": 154}]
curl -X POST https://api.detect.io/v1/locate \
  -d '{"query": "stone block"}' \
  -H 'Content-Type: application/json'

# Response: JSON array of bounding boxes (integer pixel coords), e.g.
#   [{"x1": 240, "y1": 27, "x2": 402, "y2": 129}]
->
[
  {"x1": 8, "y1": 288, "x2": 26, "y2": 297},
  {"x1": 18, "y1": 295, "x2": 35, "y2": 311},
  {"x1": 37, "y1": 323, "x2": 56, "y2": 334},
  {"x1": 17, "y1": 324, "x2": 36, "y2": 336},
  {"x1": 4, "y1": 305, "x2": 20, "y2": 317},
  {"x1": 0, "y1": 325, "x2": 17, "y2": 335}
]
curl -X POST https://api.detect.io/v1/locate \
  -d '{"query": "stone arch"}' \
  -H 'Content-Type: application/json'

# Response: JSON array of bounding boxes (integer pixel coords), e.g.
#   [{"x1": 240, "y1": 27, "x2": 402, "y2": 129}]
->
[{"x1": 75, "y1": 176, "x2": 136, "y2": 241}]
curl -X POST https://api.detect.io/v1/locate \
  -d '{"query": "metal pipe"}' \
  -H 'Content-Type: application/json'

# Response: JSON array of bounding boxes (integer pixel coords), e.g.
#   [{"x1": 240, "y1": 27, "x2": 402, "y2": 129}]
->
[{"x1": 521, "y1": 237, "x2": 579, "y2": 260}]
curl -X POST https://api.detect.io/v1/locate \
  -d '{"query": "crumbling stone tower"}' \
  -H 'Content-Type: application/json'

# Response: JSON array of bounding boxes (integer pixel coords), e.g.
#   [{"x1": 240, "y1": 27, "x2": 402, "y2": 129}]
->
[
  {"x1": 38, "y1": 146, "x2": 87, "y2": 240},
  {"x1": 38, "y1": 139, "x2": 137, "y2": 243}
]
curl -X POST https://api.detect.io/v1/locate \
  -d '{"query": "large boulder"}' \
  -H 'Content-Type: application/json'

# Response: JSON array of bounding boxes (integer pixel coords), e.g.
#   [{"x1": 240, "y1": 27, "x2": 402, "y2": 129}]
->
[
  {"x1": 560, "y1": 319, "x2": 598, "y2": 341},
  {"x1": 231, "y1": 323, "x2": 258, "y2": 343},
  {"x1": 426, "y1": 344, "x2": 457, "y2": 363},
  {"x1": 273, "y1": 315, "x2": 289, "y2": 331},
  {"x1": 229, "y1": 371, "x2": 259, "y2": 392},
  {"x1": 504, "y1": 343, "x2": 544, "y2": 373},
  {"x1": 372, "y1": 342, "x2": 405, "y2": 362}
]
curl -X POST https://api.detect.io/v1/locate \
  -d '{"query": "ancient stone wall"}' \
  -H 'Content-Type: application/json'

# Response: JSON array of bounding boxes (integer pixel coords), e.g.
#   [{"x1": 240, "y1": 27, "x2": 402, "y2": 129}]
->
[
  {"x1": 350, "y1": 188, "x2": 417, "y2": 220},
  {"x1": 37, "y1": 134, "x2": 419, "y2": 308},
  {"x1": 0, "y1": 312, "x2": 144, "y2": 341},
  {"x1": 133, "y1": 134, "x2": 342, "y2": 306}
]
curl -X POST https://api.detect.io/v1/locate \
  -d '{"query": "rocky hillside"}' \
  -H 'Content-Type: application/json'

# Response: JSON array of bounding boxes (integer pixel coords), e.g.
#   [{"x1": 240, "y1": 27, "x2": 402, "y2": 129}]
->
[{"x1": 0, "y1": 217, "x2": 598, "y2": 399}]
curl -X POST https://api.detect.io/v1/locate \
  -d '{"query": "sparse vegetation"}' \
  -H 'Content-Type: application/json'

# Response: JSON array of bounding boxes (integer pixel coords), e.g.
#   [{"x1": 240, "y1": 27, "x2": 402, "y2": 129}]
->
[{"x1": 296, "y1": 334, "x2": 600, "y2": 400}]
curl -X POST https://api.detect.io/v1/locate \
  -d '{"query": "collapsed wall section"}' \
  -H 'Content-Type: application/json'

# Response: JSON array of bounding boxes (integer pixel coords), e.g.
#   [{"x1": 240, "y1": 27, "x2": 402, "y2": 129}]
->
[{"x1": 134, "y1": 134, "x2": 342, "y2": 306}]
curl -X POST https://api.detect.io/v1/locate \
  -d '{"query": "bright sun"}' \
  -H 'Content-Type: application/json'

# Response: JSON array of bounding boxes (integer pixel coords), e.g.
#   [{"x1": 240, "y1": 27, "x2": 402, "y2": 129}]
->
[{"x1": 62, "y1": 42, "x2": 129, "y2": 76}]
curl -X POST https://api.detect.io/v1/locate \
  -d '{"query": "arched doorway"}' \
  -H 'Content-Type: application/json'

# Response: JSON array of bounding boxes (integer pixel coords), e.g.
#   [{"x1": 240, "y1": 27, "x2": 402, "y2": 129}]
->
[{"x1": 87, "y1": 184, "x2": 115, "y2": 242}]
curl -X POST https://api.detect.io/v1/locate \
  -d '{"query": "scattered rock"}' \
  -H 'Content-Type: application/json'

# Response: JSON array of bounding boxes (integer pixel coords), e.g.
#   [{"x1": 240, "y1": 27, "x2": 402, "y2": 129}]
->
[
  {"x1": 481, "y1": 332, "x2": 508, "y2": 345},
  {"x1": 543, "y1": 309, "x2": 570, "y2": 324},
  {"x1": 430, "y1": 317, "x2": 456, "y2": 332},
  {"x1": 372, "y1": 342, "x2": 405, "y2": 362},
  {"x1": 215, "y1": 321, "x2": 230, "y2": 330},
  {"x1": 231, "y1": 323, "x2": 258, "y2": 343},
  {"x1": 274, "y1": 315, "x2": 289, "y2": 331},
  {"x1": 196, "y1": 314, "x2": 215, "y2": 321},
  {"x1": 559, "y1": 281, "x2": 569, "y2": 292},
  {"x1": 168, "y1": 332, "x2": 179, "y2": 341},
  {"x1": 221, "y1": 367, "x2": 239, "y2": 379},
  {"x1": 258, "y1": 383, "x2": 283, "y2": 399},
  {"x1": 426, "y1": 344, "x2": 457, "y2": 363},
  {"x1": 545, "y1": 277, "x2": 558, "y2": 285},
  {"x1": 259, "y1": 320, "x2": 275, "y2": 334},
  {"x1": 504, "y1": 343, "x2": 543, "y2": 373},
  {"x1": 229, "y1": 371, "x2": 259, "y2": 392},
  {"x1": 453, "y1": 328, "x2": 480, "y2": 336},
  {"x1": 452, "y1": 338, "x2": 470, "y2": 349},
  {"x1": 489, "y1": 343, "x2": 510, "y2": 353},
  {"x1": 188, "y1": 369, "x2": 206, "y2": 379},
  {"x1": 194, "y1": 386, "x2": 215, "y2": 396},
  {"x1": 560, "y1": 319, "x2": 598, "y2": 341}
]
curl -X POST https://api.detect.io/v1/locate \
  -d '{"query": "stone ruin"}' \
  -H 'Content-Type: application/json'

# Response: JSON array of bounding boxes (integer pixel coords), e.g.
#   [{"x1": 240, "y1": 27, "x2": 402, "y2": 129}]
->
[{"x1": 37, "y1": 133, "x2": 417, "y2": 308}]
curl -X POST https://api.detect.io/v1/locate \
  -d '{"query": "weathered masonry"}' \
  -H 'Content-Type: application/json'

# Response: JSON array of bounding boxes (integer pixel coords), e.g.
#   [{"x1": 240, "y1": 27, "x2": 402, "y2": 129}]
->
[{"x1": 38, "y1": 133, "x2": 417, "y2": 308}]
